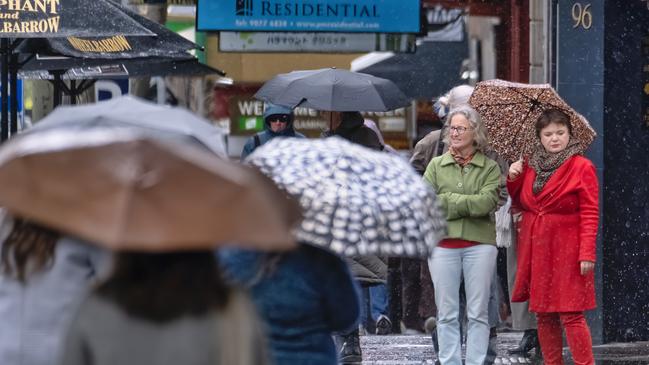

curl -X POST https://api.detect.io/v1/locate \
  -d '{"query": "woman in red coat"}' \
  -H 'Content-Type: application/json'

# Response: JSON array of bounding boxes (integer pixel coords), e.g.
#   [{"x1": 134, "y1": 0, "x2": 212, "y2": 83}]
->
[{"x1": 507, "y1": 109, "x2": 599, "y2": 365}]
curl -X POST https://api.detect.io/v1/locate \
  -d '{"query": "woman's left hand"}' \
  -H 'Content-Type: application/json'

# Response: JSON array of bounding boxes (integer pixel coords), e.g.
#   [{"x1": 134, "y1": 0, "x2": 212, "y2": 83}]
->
[{"x1": 580, "y1": 261, "x2": 595, "y2": 275}]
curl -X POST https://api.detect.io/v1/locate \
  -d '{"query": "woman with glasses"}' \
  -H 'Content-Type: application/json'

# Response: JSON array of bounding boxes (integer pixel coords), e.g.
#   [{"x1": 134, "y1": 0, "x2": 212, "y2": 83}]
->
[{"x1": 423, "y1": 105, "x2": 501, "y2": 365}]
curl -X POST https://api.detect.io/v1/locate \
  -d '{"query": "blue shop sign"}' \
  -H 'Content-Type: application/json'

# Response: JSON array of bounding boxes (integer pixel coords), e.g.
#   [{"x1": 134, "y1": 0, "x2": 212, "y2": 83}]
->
[{"x1": 197, "y1": 0, "x2": 420, "y2": 33}]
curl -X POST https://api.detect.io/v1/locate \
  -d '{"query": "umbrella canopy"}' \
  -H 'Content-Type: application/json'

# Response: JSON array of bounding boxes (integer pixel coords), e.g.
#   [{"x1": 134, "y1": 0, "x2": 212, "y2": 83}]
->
[
  {"x1": 247, "y1": 137, "x2": 446, "y2": 257},
  {"x1": 2, "y1": 0, "x2": 198, "y2": 141},
  {"x1": 15, "y1": 1, "x2": 197, "y2": 58},
  {"x1": 469, "y1": 79, "x2": 597, "y2": 162},
  {"x1": 28, "y1": 96, "x2": 227, "y2": 157},
  {"x1": 254, "y1": 68, "x2": 410, "y2": 112},
  {"x1": 20, "y1": 55, "x2": 225, "y2": 79},
  {"x1": 0, "y1": 0, "x2": 153, "y2": 38},
  {"x1": 0, "y1": 128, "x2": 301, "y2": 251}
]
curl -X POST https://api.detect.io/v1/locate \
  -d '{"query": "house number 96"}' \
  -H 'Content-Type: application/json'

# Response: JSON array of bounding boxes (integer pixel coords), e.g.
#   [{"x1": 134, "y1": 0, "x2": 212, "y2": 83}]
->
[{"x1": 572, "y1": 3, "x2": 592, "y2": 30}]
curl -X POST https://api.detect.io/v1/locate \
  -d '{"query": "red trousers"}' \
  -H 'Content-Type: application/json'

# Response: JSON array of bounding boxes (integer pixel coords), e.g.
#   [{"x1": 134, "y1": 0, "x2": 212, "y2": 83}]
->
[{"x1": 536, "y1": 312, "x2": 594, "y2": 365}]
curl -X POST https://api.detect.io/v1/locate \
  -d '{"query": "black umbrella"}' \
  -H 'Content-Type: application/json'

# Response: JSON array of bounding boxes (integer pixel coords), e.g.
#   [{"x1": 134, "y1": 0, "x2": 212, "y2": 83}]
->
[
  {"x1": 0, "y1": 0, "x2": 153, "y2": 38},
  {"x1": 13, "y1": 0, "x2": 210, "y2": 107},
  {"x1": 254, "y1": 68, "x2": 410, "y2": 112},
  {"x1": 1, "y1": 0, "x2": 158, "y2": 141},
  {"x1": 16, "y1": 1, "x2": 198, "y2": 59}
]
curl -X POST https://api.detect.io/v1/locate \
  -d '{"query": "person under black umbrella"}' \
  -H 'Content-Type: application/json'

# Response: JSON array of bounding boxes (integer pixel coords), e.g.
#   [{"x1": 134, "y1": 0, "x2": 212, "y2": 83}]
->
[
  {"x1": 321, "y1": 111, "x2": 384, "y2": 151},
  {"x1": 321, "y1": 110, "x2": 386, "y2": 364},
  {"x1": 241, "y1": 103, "x2": 306, "y2": 161}
]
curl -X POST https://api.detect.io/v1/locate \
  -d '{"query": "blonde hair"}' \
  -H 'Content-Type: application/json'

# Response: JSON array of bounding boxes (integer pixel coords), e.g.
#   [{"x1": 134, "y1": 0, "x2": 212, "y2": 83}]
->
[
  {"x1": 216, "y1": 289, "x2": 270, "y2": 365},
  {"x1": 443, "y1": 105, "x2": 490, "y2": 152}
]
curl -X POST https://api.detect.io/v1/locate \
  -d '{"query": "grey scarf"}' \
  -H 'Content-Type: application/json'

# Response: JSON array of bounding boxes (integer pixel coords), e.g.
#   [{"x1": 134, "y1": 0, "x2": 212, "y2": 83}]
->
[{"x1": 529, "y1": 139, "x2": 582, "y2": 194}]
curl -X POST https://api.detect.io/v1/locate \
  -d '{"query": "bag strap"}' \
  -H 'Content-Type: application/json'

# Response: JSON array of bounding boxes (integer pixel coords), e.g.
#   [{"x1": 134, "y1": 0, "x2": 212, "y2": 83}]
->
[
  {"x1": 435, "y1": 128, "x2": 446, "y2": 157},
  {"x1": 253, "y1": 134, "x2": 261, "y2": 149}
]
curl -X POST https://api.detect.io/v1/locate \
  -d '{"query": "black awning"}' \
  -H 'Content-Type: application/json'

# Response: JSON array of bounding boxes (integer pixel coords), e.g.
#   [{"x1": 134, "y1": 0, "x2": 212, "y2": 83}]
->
[{"x1": 356, "y1": 40, "x2": 468, "y2": 100}]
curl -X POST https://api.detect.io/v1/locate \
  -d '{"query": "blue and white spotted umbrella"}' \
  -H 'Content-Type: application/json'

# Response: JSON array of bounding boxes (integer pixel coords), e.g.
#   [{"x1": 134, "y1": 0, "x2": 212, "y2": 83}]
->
[{"x1": 247, "y1": 137, "x2": 447, "y2": 257}]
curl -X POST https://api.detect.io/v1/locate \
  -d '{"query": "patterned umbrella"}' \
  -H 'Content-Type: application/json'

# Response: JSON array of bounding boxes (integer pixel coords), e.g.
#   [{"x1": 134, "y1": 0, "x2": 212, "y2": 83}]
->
[
  {"x1": 247, "y1": 137, "x2": 446, "y2": 257},
  {"x1": 469, "y1": 79, "x2": 596, "y2": 162}
]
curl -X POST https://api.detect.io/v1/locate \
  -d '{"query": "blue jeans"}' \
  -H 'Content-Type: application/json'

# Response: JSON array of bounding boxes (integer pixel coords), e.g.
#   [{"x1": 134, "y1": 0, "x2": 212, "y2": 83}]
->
[
  {"x1": 360, "y1": 284, "x2": 389, "y2": 327},
  {"x1": 430, "y1": 245, "x2": 497, "y2": 365}
]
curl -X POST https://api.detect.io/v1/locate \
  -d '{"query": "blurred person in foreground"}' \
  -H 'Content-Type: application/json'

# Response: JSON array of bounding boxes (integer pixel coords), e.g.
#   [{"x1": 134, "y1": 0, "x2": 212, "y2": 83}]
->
[
  {"x1": 423, "y1": 105, "x2": 500, "y2": 365},
  {"x1": 241, "y1": 103, "x2": 306, "y2": 160},
  {"x1": 0, "y1": 212, "x2": 107, "y2": 365},
  {"x1": 60, "y1": 251, "x2": 269, "y2": 365},
  {"x1": 507, "y1": 108, "x2": 598, "y2": 365},
  {"x1": 220, "y1": 244, "x2": 360, "y2": 365},
  {"x1": 322, "y1": 110, "x2": 386, "y2": 364}
]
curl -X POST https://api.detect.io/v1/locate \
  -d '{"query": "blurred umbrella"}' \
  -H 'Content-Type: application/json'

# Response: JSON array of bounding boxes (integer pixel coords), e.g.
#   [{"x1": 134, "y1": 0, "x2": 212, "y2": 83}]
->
[
  {"x1": 469, "y1": 79, "x2": 597, "y2": 162},
  {"x1": 254, "y1": 68, "x2": 410, "y2": 111},
  {"x1": 247, "y1": 137, "x2": 446, "y2": 257},
  {"x1": 0, "y1": 128, "x2": 301, "y2": 251},
  {"x1": 28, "y1": 96, "x2": 227, "y2": 157}
]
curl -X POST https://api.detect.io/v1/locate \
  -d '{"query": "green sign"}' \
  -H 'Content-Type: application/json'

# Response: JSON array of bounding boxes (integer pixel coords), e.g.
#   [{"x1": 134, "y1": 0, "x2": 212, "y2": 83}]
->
[{"x1": 238, "y1": 115, "x2": 264, "y2": 131}]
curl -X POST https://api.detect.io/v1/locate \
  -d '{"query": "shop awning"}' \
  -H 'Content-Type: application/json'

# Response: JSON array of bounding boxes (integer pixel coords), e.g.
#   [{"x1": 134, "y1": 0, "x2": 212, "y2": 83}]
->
[{"x1": 352, "y1": 40, "x2": 468, "y2": 100}]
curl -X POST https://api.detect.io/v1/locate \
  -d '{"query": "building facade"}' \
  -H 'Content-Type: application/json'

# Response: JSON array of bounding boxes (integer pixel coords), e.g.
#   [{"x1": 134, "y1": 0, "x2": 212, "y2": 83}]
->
[{"x1": 539, "y1": 0, "x2": 649, "y2": 343}]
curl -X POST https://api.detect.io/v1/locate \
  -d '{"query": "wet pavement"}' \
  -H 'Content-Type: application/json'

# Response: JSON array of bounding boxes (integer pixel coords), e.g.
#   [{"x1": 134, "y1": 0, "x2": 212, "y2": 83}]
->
[{"x1": 360, "y1": 331, "x2": 649, "y2": 364}]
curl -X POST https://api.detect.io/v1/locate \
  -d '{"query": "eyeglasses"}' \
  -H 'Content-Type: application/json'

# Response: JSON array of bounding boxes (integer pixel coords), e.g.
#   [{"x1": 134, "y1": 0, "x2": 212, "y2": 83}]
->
[
  {"x1": 268, "y1": 114, "x2": 290, "y2": 124},
  {"x1": 449, "y1": 126, "x2": 473, "y2": 135}
]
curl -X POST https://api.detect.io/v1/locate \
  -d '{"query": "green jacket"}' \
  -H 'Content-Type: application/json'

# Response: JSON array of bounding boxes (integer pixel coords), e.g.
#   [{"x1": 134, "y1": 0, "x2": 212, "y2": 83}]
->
[{"x1": 423, "y1": 151, "x2": 500, "y2": 244}]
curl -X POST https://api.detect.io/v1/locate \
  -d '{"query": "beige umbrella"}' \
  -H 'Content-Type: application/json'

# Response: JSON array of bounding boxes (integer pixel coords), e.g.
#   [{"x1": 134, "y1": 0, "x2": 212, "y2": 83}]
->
[
  {"x1": 469, "y1": 79, "x2": 596, "y2": 162},
  {"x1": 0, "y1": 128, "x2": 301, "y2": 252}
]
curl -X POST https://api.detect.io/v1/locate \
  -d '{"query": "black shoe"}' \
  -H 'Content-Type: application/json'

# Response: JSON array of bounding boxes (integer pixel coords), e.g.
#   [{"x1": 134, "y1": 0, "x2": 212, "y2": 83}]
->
[
  {"x1": 339, "y1": 331, "x2": 362, "y2": 364},
  {"x1": 484, "y1": 327, "x2": 498, "y2": 365},
  {"x1": 508, "y1": 329, "x2": 539, "y2": 355},
  {"x1": 375, "y1": 315, "x2": 392, "y2": 335}
]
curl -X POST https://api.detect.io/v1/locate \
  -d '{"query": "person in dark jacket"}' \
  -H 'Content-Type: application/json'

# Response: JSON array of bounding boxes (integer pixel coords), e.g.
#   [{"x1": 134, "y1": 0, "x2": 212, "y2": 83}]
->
[
  {"x1": 220, "y1": 244, "x2": 360, "y2": 365},
  {"x1": 241, "y1": 103, "x2": 306, "y2": 160},
  {"x1": 322, "y1": 110, "x2": 388, "y2": 364},
  {"x1": 321, "y1": 111, "x2": 384, "y2": 151}
]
